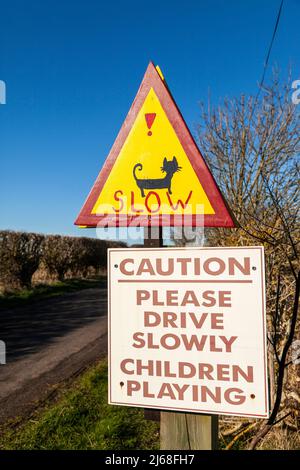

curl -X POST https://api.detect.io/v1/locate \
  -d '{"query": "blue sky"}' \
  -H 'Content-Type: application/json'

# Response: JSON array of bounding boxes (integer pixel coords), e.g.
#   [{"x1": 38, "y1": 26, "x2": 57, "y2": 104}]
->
[{"x1": 0, "y1": 0, "x2": 299, "y2": 239}]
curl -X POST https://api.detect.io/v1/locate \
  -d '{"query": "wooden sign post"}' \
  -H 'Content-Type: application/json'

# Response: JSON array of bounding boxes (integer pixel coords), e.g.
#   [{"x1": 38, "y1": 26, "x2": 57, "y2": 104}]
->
[
  {"x1": 160, "y1": 230, "x2": 218, "y2": 451},
  {"x1": 144, "y1": 228, "x2": 219, "y2": 449},
  {"x1": 143, "y1": 225, "x2": 163, "y2": 423}
]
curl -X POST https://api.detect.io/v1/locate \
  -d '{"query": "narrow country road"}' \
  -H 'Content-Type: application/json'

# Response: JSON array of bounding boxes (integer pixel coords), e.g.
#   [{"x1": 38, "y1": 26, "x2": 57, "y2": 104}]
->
[{"x1": 0, "y1": 287, "x2": 108, "y2": 425}]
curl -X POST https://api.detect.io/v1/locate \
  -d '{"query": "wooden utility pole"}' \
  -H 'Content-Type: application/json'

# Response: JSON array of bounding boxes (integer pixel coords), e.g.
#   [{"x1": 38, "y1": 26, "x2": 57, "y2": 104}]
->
[{"x1": 144, "y1": 225, "x2": 219, "y2": 450}]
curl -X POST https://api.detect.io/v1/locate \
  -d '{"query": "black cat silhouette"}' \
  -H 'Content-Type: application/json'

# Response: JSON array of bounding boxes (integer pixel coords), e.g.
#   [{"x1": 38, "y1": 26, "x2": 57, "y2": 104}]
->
[{"x1": 133, "y1": 157, "x2": 182, "y2": 198}]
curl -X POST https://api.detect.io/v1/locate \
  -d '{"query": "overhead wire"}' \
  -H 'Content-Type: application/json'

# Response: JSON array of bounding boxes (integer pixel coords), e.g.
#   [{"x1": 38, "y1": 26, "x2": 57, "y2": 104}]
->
[{"x1": 254, "y1": 0, "x2": 284, "y2": 105}]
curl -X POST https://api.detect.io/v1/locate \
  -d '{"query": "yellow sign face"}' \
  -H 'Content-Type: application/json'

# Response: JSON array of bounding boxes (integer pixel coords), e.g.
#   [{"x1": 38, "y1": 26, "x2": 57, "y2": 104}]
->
[{"x1": 92, "y1": 88, "x2": 215, "y2": 216}]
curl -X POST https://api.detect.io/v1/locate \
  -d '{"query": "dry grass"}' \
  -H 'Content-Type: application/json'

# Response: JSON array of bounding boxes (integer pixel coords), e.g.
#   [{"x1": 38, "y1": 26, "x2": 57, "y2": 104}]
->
[
  {"x1": 257, "y1": 424, "x2": 300, "y2": 450},
  {"x1": 220, "y1": 416, "x2": 300, "y2": 450}
]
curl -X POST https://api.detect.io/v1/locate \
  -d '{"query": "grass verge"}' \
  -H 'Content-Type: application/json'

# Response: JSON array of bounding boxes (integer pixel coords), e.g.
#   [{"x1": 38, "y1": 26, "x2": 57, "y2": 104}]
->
[
  {"x1": 0, "y1": 359, "x2": 159, "y2": 450},
  {"x1": 0, "y1": 277, "x2": 106, "y2": 308}
]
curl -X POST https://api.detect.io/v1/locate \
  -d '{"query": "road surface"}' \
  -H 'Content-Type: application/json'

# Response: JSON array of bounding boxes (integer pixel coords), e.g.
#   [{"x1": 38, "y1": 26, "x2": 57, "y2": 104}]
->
[{"x1": 0, "y1": 287, "x2": 108, "y2": 425}]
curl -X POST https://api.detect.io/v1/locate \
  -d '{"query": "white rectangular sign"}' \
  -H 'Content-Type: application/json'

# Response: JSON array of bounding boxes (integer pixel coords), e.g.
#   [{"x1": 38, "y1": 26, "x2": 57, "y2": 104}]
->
[{"x1": 108, "y1": 247, "x2": 269, "y2": 418}]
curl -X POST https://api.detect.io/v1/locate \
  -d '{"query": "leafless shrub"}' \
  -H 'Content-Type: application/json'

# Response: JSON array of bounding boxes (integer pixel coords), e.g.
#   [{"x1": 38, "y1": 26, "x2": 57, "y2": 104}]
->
[
  {"x1": 197, "y1": 71, "x2": 299, "y2": 449},
  {"x1": 0, "y1": 231, "x2": 44, "y2": 290}
]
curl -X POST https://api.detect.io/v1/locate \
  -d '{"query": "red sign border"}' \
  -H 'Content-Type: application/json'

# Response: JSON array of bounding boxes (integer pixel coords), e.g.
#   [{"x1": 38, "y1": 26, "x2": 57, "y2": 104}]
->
[{"x1": 75, "y1": 62, "x2": 236, "y2": 228}]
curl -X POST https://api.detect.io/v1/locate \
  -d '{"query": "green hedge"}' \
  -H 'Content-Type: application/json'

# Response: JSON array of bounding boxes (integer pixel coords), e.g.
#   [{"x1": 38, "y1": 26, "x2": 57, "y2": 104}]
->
[{"x1": 0, "y1": 230, "x2": 124, "y2": 291}]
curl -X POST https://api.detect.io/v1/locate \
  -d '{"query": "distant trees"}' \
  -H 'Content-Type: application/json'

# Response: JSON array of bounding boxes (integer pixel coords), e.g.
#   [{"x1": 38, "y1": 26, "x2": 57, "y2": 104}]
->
[
  {"x1": 42, "y1": 235, "x2": 79, "y2": 281},
  {"x1": 197, "y1": 72, "x2": 299, "y2": 449},
  {"x1": 0, "y1": 231, "x2": 124, "y2": 292}
]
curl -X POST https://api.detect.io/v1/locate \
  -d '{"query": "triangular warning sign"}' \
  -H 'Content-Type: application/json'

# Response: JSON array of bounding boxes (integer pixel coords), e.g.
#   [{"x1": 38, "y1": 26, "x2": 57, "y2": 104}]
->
[{"x1": 75, "y1": 62, "x2": 236, "y2": 228}]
